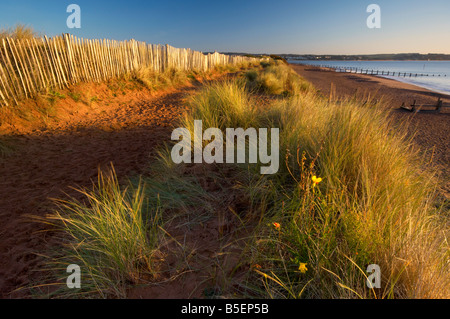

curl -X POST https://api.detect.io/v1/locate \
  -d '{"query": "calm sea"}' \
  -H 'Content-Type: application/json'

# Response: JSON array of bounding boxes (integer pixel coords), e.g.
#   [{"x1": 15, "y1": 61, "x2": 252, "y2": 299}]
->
[{"x1": 289, "y1": 60, "x2": 450, "y2": 96}]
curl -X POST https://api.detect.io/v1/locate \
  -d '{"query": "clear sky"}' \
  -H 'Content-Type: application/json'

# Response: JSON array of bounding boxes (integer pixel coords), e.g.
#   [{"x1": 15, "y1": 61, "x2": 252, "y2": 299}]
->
[{"x1": 1, "y1": 0, "x2": 449, "y2": 54}]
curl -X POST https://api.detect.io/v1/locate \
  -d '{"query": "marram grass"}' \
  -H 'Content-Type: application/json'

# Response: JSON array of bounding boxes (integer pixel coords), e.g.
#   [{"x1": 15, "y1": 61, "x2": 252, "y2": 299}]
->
[
  {"x1": 178, "y1": 62, "x2": 449, "y2": 299},
  {"x1": 47, "y1": 61, "x2": 449, "y2": 299},
  {"x1": 47, "y1": 167, "x2": 162, "y2": 298}
]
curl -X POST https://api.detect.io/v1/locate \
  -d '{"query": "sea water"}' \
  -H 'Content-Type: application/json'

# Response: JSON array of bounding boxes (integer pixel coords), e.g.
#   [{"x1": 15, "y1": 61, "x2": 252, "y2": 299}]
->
[{"x1": 289, "y1": 60, "x2": 450, "y2": 96}]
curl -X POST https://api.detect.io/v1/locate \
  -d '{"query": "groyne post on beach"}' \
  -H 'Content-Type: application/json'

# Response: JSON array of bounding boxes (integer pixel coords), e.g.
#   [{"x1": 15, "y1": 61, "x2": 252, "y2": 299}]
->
[
  {"x1": 401, "y1": 97, "x2": 449, "y2": 113},
  {"x1": 315, "y1": 64, "x2": 445, "y2": 79}
]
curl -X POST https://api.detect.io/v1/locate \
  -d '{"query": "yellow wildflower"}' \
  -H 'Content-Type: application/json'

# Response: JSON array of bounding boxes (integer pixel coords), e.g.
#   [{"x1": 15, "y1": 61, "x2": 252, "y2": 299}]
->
[
  {"x1": 272, "y1": 222, "x2": 281, "y2": 230},
  {"x1": 298, "y1": 262, "x2": 308, "y2": 273},
  {"x1": 312, "y1": 176, "x2": 323, "y2": 187}
]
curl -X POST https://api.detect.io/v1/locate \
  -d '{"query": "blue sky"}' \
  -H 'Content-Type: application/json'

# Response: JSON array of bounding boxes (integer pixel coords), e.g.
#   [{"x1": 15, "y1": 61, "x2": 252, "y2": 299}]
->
[{"x1": 1, "y1": 0, "x2": 449, "y2": 54}]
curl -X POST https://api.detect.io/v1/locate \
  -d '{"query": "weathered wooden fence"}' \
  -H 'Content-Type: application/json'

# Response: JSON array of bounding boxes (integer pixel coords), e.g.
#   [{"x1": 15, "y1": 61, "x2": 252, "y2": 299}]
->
[{"x1": 0, "y1": 34, "x2": 259, "y2": 107}]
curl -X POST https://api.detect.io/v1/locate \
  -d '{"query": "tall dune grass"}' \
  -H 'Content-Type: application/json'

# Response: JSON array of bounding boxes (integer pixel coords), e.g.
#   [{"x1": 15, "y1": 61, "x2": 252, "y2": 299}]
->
[
  {"x1": 47, "y1": 61, "x2": 448, "y2": 298},
  {"x1": 130, "y1": 67, "x2": 191, "y2": 91},
  {"x1": 246, "y1": 95, "x2": 448, "y2": 299},
  {"x1": 246, "y1": 61, "x2": 313, "y2": 96},
  {"x1": 177, "y1": 63, "x2": 449, "y2": 298},
  {"x1": 47, "y1": 168, "x2": 162, "y2": 298},
  {"x1": 0, "y1": 24, "x2": 38, "y2": 40},
  {"x1": 181, "y1": 80, "x2": 257, "y2": 132}
]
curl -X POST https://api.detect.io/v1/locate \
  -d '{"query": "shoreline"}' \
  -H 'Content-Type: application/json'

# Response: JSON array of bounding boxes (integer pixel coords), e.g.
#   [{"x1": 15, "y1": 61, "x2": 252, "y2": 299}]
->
[
  {"x1": 290, "y1": 62, "x2": 450, "y2": 98},
  {"x1": 290, "y1": 63, "x2": 450, "y2": 105},
  {"x1": 288, "y1": 59, "x2": 450, "y2": 62},
  {"x1": 290, "y1": 63, "x2": 449, "y2": 197},
  {"x1": 378, "y1": 75, "x2": 450, "y2": 97}
]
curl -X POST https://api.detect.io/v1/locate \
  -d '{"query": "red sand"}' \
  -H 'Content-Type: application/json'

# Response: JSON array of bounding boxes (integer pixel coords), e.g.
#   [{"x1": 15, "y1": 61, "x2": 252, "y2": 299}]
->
[
  {"x1": 0, "y1": 85, "x2": 192, "y2": 298},
  {"x1": 0, "y1": 74, "x2": 249, "y2": 299}
]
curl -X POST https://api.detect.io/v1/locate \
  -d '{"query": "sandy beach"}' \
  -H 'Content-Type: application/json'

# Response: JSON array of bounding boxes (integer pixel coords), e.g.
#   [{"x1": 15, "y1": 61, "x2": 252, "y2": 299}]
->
[{"x1": 291, "y1": 64, "x2": 450, "y2": 197}]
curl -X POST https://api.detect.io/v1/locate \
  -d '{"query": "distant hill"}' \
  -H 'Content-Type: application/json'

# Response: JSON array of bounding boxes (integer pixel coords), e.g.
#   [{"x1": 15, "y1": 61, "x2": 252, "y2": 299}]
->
[
  {"x1": 280, "y1": 53, "x2": 450, "y2": 61},
  {"x1": 220, "y1": 52, "x2": 450, "y2": 61}
]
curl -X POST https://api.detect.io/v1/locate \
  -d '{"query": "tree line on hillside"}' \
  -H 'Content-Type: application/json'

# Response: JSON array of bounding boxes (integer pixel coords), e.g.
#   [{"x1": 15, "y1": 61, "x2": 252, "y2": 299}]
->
[{"x1": 223, "y1": 52, "x2": 450, "y2": 61}]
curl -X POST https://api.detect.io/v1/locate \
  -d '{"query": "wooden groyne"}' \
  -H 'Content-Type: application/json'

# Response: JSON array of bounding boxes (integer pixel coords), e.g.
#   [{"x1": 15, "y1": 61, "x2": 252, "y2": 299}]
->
[
  {"x1": 401, "y1": 98, "x2": 450, "y2": 113},
  {"x1": 314, "y1": 64, "x2": 447, "y2": 78}
]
